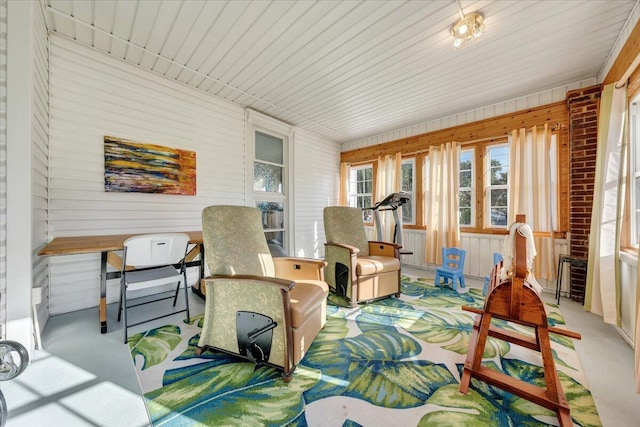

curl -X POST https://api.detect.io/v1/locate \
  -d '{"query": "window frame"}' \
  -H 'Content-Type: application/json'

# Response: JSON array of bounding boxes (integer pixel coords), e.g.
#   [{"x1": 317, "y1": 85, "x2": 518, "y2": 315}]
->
[
  {"x1": 401, "y1": 158, "x2": 416, "y2": 225},
  {"x1": 459, "y1": 148, "x2": 475, "y2": 228},
  {"x1": 246, "y1": 110, "x2": 293, "y2": 254},
  {"x1": 484, "y1": 143, "x2": 510, "y2": 229},
  {"x1": 349, "y1": 164, "x2": 374, "y2": 223}
]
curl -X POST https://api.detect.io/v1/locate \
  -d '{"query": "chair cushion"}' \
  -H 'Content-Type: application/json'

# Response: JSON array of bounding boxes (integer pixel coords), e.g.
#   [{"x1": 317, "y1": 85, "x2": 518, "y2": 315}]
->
[
  {"x1": 289, "y1": 280, "x2": 329, "y2": 328},
  {"x1": 356, "y1": 256, "x2": 400, "y2": 276}
]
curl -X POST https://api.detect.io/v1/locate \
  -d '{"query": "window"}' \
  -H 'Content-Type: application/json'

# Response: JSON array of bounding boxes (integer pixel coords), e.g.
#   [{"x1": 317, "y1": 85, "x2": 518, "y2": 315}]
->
[
  {"x1": 486, "y1": 144, "x2": 510, "y2": 227},
  {"x1": 349, "y1": 165, "x2": 373, "y2": 222},
  {"x1": 253, "y1": 130, "x2": 287, "y2": 254},
  {"x1": 459, "y1": 149, "x2": 474, "y2": 226},
  {"x1": 401, "y1": 159, "x2": 415, "y2": 225},
  {"x1": 630, "y1": 99, "x2": 640, "y2": 247}
]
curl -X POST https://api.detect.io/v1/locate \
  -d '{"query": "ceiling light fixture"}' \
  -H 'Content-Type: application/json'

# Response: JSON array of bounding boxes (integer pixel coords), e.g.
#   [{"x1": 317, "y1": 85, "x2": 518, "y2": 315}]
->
[{"x1": 451, "y1": 0, "x2": 485, "y2": 49}]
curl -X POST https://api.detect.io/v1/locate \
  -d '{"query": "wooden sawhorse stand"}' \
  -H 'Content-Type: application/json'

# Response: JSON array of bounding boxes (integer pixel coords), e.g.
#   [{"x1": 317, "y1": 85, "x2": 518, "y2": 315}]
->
[{"x1": 459, "y1": 215, "x2": 581, "y2": 427}]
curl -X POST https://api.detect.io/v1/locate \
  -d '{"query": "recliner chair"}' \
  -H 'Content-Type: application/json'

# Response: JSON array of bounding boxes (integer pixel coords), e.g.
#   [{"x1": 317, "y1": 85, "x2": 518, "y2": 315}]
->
[
  {"x1": 196, "y1": 205, "x2": 329, "y2": 382},
  {"x1": 323, "y1": 206, "x2": 401, "y2": 308}
]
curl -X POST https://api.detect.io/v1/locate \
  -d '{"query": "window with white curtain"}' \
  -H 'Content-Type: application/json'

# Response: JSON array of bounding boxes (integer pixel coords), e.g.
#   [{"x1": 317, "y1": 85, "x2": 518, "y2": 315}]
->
[
  {"x1": 486, "y1": 144, "x2": 510, "y2": 227},
  {"x1": 459, "y1": 148, "x2": 474, "y2": 227},
  {"x1": 401, "y1": 158, "x2": 415, "y2": 225},
  {"x1": 349, "y1": 165, "x2": 373, "y2": 222}
]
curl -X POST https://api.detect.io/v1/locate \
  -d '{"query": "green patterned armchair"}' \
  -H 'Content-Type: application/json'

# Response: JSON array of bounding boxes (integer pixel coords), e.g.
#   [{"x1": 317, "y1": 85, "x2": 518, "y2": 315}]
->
[
  {"x1": 196, "y1": 205, "x2": 328, "y2": 382},
  {"x1": 323, "y1": 206, "x2": 401, "y2": 308}
]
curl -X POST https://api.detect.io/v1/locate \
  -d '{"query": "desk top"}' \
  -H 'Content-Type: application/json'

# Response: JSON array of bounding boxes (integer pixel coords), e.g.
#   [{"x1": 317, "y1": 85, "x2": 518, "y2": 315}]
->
[{"x1": 37, "y1": 231, "x2": 203, "y2": 256}]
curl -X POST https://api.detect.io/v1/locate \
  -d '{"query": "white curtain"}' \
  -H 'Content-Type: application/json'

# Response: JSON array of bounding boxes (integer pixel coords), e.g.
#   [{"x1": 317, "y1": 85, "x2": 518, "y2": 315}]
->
[
  {"x1": 507, "y1": 124, "x2": 556, "y2": 280},
  {"x1": 424, "y1": 142, "x2": 461, "y2": 265},
  {"x1": 339, "y1": 162, "x2": 350, "y2": 206},
  {"x1": 374, "y1": 153, "x2": 401, "y2": 241},
  {"x1": 586, "y1": 82, "x2": 627, "y2": 325}
]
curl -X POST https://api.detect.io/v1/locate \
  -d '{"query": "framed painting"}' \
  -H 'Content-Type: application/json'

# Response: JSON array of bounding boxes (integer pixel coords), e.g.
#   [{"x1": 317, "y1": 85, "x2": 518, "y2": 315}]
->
[{"x1": 104, "y1": 136, "x2": 196, "y2": 195}]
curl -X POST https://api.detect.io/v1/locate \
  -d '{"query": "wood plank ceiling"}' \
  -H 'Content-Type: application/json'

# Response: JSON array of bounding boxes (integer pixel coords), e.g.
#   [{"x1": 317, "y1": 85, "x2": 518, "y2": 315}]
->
[{"x1": 44, "y1": 0, "x2": 638, "y2": 143}]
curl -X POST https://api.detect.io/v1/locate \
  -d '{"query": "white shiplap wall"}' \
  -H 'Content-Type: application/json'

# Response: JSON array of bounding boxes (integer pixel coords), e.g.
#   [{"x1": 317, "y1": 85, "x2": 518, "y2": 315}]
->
[
  {"x1": 48, "y1": 34, "x2": 340, "y2": 315},
  {"x1": 293, "y1": 129, "x2": 340, "y2": 259},
  {"x1": 0, "y1": 0, "x2": 6, "y2": 336},
  {"x1": 32, "y1": 0, "x2": 50, "y2": 341}
]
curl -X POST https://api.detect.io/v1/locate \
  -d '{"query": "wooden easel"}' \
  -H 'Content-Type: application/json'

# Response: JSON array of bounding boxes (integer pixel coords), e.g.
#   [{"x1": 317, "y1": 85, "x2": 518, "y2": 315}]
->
[{"x1": 459, "y1": 214, "x2": 581, "y2": 427}]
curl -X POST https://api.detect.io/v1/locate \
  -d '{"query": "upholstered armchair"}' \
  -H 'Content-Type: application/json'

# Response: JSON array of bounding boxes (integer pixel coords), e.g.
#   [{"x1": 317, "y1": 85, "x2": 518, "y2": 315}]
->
[
  {"x1": 323, "y1": 206, "x2": 401, "y2": 308},
  {"x1": 196, "y1": 205, "x2": 329, "y2": 382}
]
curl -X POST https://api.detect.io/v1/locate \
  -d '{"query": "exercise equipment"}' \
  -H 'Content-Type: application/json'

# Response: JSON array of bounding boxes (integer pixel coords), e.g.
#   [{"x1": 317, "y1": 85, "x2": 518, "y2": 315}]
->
[
  {"x1": 367, "y1": 192, "x2": 410, "y2": 247},
  {"x1": 0, "y1": 340, "x2": 29, "y2": 427}
]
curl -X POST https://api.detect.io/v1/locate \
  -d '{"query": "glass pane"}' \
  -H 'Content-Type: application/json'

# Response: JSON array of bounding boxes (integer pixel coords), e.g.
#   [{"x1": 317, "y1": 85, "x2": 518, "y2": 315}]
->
[
  {"x1": 459, "y1": 189, "x2": 471, "y2": 208},
  {"x1": 491, "y1": 188, "x2": 508, "y2": 206},
  {"x1": 254, "y1": 163, "x2": 283, "y2": 192},
  {"x1": 491, "y1": 208, "x2": 508, "y2": 226},
  {"x1": 357, "y1": 195, "x2": 372, "y2": 210},
  {"x1": 490, "y1": 165, "x2": 508, "y2": 185},
  {"x1": 265, "y1": 231, "x2": 287, "y2": 257},
  {"x1": 460, "y1": 170, "x2": 472, "y2": 188},
  {"x1": 402, "y1": 163, "x2": 413, "y2": 192},
  {"x1": 255, "y1": 131, "x2": 283, "y2": 164},
  {"x1": 459, "y1": 208, "x2": 471, "y2": 225},
  {"x1": 402, "y1": 199, "x2": 413, "y2": 224},
  {"x1": 255, "y1": 201, "x2": 285, "y2": 229}
]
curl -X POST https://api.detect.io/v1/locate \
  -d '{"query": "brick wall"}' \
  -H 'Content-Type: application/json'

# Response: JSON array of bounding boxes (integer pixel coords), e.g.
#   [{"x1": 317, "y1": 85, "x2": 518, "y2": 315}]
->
[{"x1": 565, "y1": 85, "x2": 601, "y2": 302}]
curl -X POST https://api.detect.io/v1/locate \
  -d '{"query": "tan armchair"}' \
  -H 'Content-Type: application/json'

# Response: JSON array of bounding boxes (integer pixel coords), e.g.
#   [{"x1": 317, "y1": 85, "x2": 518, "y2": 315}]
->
[
  {"x1": 196, "y1": 205, "x2": 328, "y2": 382},
  {"x1": 323, "y1": 206, "x2": 401, "y2": 308}
]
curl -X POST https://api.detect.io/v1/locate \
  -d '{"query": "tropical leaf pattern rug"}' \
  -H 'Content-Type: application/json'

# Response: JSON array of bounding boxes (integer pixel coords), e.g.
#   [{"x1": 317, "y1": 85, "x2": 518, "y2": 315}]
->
[{"x1": 128, "y1": 275, "x2": 600, "y2": 426}]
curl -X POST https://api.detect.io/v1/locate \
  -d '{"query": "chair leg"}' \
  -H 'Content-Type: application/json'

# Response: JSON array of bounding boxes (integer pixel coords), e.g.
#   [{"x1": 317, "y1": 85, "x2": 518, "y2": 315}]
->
[
  {"x1": 173, "y1": 281, "x2": 180, "y2": 307},
  {"x1": 183, "y1": 274, "x2": 190, "y2": 322},
  {"x1": 459, "y1": 275, "x2": 466, "y2": 289},
  {"x1": 434, "y1": 272, "x2": 440, "y2": 286},
  {"x1": 117, "y1": 284, "x2": 123, "y2": 322},
  {"x1": 122, "y1": 282, "x2": 128, "y2": 344}
]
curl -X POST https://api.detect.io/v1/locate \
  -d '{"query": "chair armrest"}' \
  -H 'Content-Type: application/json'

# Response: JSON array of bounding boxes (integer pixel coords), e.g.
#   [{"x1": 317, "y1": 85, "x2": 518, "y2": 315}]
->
[
  {"x1": 368, "y1": 241, "x2": 401, "y2": 258},
  {"x1": 273, "y1": 257, "x2": 327, "y2": 281},
  {"x1": 205, "y1": 274, "x2": 295, "y2": 292},
  {"x1": 324, "y1": 242, "x2": 360, "y2": 255}
]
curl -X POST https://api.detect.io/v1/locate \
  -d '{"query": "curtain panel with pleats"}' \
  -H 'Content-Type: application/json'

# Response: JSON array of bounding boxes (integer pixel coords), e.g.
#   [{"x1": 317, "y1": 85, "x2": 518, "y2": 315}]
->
[
  {"x1": 585, "y1": 83, "x2": 627, "y2": 326},
  {"x1": 507, "y1": 124, "x2": 557, "y2": 281},
  {"x1": 424, "y1": 142, "x2": 461, "y2": 265},
  {"x1": 339, "y1": 162, "x2": 350, "y2": 206},
  {"x1": 374, "y1": 153, "x2": 401, "y2": 241}
]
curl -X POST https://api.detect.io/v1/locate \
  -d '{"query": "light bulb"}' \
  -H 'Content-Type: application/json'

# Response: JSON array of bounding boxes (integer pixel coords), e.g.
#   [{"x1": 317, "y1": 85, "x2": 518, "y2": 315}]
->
[
  {"x1": 457, "y1": 23, "x2": 468, "y2": 35},
  {"x1": 453, "y1": 37, "x2": 465, "y2": 48}
]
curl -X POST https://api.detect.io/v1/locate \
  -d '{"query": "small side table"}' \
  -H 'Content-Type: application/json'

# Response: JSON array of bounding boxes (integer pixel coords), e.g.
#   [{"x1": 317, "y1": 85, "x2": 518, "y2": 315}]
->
[{"x1": 555, "y1": 255, "x2": 588, "y2": 304}]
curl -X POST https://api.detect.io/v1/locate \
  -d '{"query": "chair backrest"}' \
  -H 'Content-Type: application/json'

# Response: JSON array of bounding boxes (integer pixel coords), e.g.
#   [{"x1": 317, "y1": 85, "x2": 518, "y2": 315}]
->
[
  {"x1": 123, "y1": 233, "x2": 189, "y2": 268},
  {"x1": 441, "y1": 247, "x2": 466, "y2": 271},
  {"x1": 323, "y1": 206, "x2": 370, "y2": 256},
  {"x1": 202, "y1": 205, "x2": 275, "y2": 277},
  {"x1": 493, "y1": 252, "x2": 503, "y2": 266}
]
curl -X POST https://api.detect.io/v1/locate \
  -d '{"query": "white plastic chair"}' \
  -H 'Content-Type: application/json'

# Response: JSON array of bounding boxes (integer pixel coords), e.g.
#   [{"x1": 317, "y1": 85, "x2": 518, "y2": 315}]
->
[{"x1": 118, "y1": 233, "x2": 190, "y2": 343}]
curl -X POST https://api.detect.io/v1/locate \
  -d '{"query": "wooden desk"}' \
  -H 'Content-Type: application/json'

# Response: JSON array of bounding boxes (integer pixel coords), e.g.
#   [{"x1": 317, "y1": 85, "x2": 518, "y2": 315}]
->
[{"x1": 37, "y1": 231, "x2": 204, "y2": 334}]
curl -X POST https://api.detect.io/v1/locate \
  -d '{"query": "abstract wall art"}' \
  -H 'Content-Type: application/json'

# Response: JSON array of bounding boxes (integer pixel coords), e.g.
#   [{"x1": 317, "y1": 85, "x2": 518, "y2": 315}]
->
[{"x1": 104, "y1": 136, "x2": 196, "y2": 195}]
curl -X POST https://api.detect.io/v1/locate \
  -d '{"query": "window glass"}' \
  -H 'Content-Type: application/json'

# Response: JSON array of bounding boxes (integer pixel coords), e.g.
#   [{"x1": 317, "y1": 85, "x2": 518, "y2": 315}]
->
[
  {"x1": 253, "y1": 163, "x2": 283, "y2": 193},
  {"x1": 350, "y1": 165, "x2": 373, "y2": 222},
  {"x1": 486, "y1": 144, "x2": 509, "y2": 227},
  {"x1": 255, "y1": 131, "x2": 284, "y2": 164},
  {"x1": 459, "y1": 149, "x2": 474, "y2": 226},
  {"x1": 401, "y1": 159, "x2": 415, "y2": 225}
]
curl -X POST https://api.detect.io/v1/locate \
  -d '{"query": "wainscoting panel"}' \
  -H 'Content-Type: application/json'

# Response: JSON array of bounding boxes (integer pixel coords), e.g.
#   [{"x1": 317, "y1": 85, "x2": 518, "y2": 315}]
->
[{"x1": 396, "y1": 229, "x2": 568, "y2": 293}]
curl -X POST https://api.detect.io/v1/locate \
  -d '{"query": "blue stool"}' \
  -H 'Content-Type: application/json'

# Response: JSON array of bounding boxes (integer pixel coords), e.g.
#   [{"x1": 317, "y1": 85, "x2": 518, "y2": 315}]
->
[{"x1": 434, "y1": 247, "x2": 466, "y2": 291}]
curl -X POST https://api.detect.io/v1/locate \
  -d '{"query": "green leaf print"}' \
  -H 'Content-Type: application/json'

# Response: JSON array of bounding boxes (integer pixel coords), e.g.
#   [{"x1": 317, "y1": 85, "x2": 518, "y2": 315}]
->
[{"x1": 129, "y1": 324, "x2": 183, "y2": 370}]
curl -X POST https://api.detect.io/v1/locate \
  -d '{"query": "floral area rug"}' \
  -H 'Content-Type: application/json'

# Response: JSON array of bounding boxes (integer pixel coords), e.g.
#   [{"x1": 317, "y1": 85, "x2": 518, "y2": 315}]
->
[{"x1": 128, "y1": 275, "x2": 600, "y2": 426}]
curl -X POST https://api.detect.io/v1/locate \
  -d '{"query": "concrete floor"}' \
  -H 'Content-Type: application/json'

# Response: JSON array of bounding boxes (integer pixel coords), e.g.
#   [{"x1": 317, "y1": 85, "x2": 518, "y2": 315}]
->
[{"x1": 4, "y1": 270, "x2": 640, "y2": 426}]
